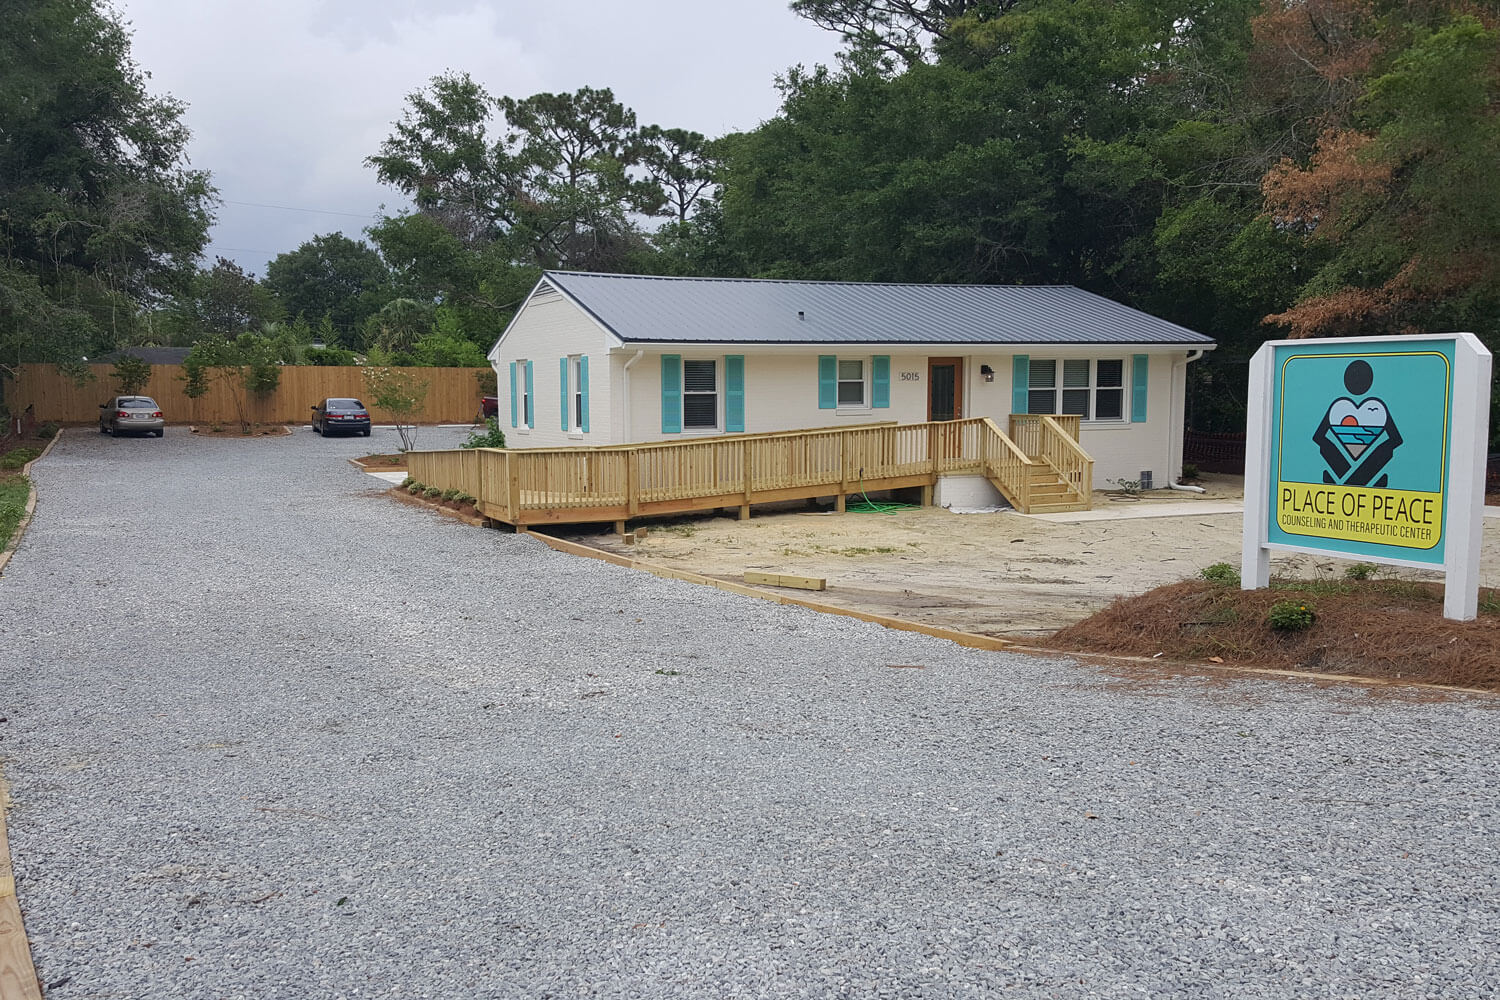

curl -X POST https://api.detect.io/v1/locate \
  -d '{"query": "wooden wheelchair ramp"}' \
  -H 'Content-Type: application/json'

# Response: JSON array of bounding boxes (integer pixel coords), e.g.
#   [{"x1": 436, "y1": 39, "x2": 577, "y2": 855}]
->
[{"x1": 406, "y1": 417, "x2": 1091, "y2": 529}]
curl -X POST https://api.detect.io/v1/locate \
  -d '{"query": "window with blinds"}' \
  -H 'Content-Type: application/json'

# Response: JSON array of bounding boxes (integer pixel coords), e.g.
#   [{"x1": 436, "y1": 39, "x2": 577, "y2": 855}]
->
[
  {"x1": 1028, "y1": 358, "x2": 1125, "y2": 421},
  {"x1": 682, "y1": 359, "x2": 718, "y2": 429}
]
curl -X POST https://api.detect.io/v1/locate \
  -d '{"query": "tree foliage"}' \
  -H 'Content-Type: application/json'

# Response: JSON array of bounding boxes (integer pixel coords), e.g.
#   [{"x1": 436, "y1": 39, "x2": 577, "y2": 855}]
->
[
  {"x1": 362, "y1": 367, "x2": 428, "y2": 451},
  {"x1": 159, "y1": 257, "x2": 281, "y2": 341},
  {"x1": 181, "y1": 333, "x2": 285, "y2": 433},
  {"x1": 789, "y1": 0, "x2": 1017, "y2": 65},
  {"x1": 263, "y1": 233, "x2": 392, "y2": 347},
  {"x1": 111, "y1": 356, "x2": 152, "y2": 395},
  {"x1": 1255, "y1": 5, "x2": 1500, "y2": 342},
  {"x1": 0, "y1": 0, "x2": 213, "y2": 376}
]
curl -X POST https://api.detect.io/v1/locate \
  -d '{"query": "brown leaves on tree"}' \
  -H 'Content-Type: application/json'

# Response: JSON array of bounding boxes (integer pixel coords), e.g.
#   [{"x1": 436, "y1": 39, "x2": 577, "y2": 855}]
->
[{"x1": 1262, "y1": 129, "x2": 1390, "y2": 236}]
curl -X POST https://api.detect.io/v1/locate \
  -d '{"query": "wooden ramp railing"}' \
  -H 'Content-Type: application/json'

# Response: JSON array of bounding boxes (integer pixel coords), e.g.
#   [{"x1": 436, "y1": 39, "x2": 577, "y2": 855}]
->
[{"x1": 407, "y1": 417, "x2": 1091, "y2": 527}]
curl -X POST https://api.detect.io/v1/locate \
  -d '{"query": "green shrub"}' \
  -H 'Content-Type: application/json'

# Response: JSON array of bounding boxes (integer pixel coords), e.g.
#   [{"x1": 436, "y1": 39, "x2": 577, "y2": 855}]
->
[
  {"x1": 406, "y1": 481, "x2": 425, "y2": 495},
  {"x1": 1267, "y1": 600, "x2": 1316, "y2": 632},
  {"x1": 422, "y1": 486, "x2": 442, "y2": 498},
  {"x1": 1344, "y1": 563, "x2": 1377, "y2": 581},
  {"x1": 454, "y1": 492, "x2": 475, "y2": 504},
  {"x1": 1180, "y1": 463, "x2": 1200, "y2": 481},
  {"x1": 35, "y1": 422, "x2": 60, "y2": 440},
  {"x1": 400, "y1": 476, "x2": 415, "y2": 488},
  {"x1": 303, "y1": 346, "x2": 358, "y2": 366},
  {"x1": 0, "y1": 475, "x2": 29, "y2": 551},
  {"x1": 461, "y1": 417, "x2": 506, "y2": 450},
  {"x1": 441, "y1": 488, "x2": 460, "y2": 501},
  {"x1": 1, "y1": 447, "x2": 42, "y2": 470},
  {"x1": 1200, "y1": 562, "x2": 1240, "y2": 586}
]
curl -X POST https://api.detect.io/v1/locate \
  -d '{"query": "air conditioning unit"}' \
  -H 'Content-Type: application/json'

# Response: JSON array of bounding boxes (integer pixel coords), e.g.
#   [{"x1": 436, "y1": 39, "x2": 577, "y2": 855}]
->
[{"x1": 1139, "y1": 470, "x2": 1154, "y2": 490}]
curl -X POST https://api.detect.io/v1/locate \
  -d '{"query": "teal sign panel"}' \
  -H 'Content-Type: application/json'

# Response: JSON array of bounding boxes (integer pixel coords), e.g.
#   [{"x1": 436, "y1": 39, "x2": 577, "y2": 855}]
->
[{"x1": 1268, "y1": 340, "x2": 1454, "y2": 565}]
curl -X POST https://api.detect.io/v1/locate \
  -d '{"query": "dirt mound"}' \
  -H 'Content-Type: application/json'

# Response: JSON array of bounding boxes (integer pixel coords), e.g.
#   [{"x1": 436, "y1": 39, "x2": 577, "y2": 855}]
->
[{"x1": 1044, "y1": 578, "x2": 1500, "y2": 690}]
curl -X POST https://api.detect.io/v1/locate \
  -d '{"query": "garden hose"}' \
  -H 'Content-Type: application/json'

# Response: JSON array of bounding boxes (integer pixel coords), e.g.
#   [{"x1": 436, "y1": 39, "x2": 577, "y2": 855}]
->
[{"x1": 848, "y1": 471, "x2": 921, "y2": 515}]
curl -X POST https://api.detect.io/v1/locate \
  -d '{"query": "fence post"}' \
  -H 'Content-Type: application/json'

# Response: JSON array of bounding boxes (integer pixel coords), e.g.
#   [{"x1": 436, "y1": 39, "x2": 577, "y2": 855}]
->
[
  {"x1": 837, "y1": 431, "x2": 849, "y2": 513},
  {"x1": 626, "y1": 450, "x2": 640, "y2": 517},
  {"x1": 740, "y1": 441, "x2": 752, "y2": 521},
  {"x1": 506, "y1": 452, "x2": 521, "y2": 522}
]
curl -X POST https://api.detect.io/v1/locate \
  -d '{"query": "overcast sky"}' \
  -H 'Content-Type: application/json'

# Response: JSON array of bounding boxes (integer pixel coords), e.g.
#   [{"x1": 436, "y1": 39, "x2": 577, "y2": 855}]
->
[{"x1": 113, "y1": 0, "x2": 846, "y2": 277}]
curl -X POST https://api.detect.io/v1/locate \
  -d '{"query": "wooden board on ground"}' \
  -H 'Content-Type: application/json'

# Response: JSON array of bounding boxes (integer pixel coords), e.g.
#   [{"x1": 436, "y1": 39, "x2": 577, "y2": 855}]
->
[
  {"x1": 528, "y1": 532, "x2": 1008, "y2": 652},
  {"x1": 0, "y1": 784, "x2": 42, "y2": 1000},
  {"x1": 743, "y1": 571, "x2": 826, "y2": 591}
]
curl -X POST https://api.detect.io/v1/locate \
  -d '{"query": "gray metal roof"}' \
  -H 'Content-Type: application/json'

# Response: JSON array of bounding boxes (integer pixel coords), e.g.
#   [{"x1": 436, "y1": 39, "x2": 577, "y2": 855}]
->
[{"x1": 542, "y1": 271, "x2": 1214, "y2": 347}]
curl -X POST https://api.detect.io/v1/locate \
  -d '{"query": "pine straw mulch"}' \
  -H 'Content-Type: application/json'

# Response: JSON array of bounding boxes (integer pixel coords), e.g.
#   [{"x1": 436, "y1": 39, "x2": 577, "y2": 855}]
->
[{"x1": 1042, "y1": 578, "x2": 1500, "y2": 692}]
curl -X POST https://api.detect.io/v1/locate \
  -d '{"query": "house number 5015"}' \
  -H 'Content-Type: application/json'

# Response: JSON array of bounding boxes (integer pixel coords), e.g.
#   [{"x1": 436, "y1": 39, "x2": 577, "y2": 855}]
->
[{"x1": 899, "y1": 371, "x2": 921, "y2": 381}]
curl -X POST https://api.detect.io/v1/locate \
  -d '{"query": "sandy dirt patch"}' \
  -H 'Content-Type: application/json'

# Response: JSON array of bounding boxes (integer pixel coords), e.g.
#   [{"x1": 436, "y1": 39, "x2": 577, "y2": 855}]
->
[{"x1": 559, "y1": 475, "x2": 1500, "y2": 639}]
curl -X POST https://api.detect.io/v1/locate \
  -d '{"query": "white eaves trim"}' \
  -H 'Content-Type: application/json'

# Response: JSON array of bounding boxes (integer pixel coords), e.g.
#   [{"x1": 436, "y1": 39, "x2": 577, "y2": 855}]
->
[
  {"x1": 487, "y1": 277, "x2": 626, "y2": 362},
  {"x1": 602, "y1": 341, "x2": 1218, "y2": 355}
]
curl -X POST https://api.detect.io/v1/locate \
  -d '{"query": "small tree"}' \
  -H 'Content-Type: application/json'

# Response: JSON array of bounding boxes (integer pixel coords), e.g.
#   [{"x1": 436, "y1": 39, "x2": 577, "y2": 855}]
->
[
  {"x1": 363, "y1": 366, "x2": 428, "y2": 451},
  {"x1": 112, "y1": 356, "x2": 152, "y2": 395},
  {"x1": 181, "y1": 334, "x2": 283, "y2": 433}
]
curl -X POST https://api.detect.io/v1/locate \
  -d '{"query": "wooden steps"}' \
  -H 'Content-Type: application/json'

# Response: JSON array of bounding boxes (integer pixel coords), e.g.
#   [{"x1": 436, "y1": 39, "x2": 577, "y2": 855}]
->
[{"x1": 1011, "y1": 464, "x2": 1090, "y2": 514}]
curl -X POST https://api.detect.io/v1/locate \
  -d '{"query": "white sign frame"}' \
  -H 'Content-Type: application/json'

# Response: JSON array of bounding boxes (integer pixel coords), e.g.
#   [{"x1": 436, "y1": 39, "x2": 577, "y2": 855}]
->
[{"x1": 1241, "y1": 332, "x2": 1491, "y2": 621}]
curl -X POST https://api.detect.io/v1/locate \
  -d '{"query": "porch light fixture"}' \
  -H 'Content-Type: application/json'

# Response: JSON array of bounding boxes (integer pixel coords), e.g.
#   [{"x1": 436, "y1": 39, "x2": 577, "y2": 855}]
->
[{"x1": 980, "y1": 364, "x2": 995, "y2": 382}]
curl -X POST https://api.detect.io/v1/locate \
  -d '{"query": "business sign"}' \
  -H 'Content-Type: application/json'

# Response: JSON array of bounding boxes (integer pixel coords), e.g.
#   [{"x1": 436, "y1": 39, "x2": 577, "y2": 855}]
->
[{"x1": 1242, "y1": 333, "x2": 1491, "y2": 621}]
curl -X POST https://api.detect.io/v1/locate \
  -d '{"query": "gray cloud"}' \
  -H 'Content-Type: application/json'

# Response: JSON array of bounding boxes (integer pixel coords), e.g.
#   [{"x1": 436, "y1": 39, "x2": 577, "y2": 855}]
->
[{"x1": 114, "y1": 0, "x2": 845, "y2": 276}]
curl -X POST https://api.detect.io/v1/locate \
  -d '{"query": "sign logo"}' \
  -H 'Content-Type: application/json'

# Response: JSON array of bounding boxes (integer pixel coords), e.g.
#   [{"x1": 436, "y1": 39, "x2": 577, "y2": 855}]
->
[
  {"x1": 1271, "y1": 346, "x2": 1451, "y2": 563},
  {"x1": 1314, "y1": 360, "x2": 1400, "y2": 487}
]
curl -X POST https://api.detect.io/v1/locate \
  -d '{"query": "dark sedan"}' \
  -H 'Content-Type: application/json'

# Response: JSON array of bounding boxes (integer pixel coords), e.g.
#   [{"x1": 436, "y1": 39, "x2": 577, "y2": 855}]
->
[{"x1": 311, "y1": 398, "x2": 372, "y2": 436}]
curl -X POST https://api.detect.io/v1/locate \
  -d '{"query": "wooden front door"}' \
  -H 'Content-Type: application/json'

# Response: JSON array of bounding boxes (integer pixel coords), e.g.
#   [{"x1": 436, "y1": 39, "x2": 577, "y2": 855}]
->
[{"x1": 927, "y1": 357, "x2": 963, "y2": 421}]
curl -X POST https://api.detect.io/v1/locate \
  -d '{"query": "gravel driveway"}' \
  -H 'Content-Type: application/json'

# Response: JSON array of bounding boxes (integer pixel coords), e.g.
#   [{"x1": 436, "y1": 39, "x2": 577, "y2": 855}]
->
[{"x1": 2, "y1": 427, "x2": 1498, "y2": 999}]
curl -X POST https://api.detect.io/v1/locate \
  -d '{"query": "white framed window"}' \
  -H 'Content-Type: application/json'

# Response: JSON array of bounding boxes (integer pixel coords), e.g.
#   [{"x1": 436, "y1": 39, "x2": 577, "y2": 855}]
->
[
  {"x1": 682, "y1": 358, "x2": 718, "y2": 430},
  {"x1": 1028, "y1": 359, "x2": 1124, "y2": 421},
  {"x1": 570, "y1": 355, "x2": 584, "y2": 431},
  {"x1": 837, "y1": 359, "x2": 867, "y2": 407}
]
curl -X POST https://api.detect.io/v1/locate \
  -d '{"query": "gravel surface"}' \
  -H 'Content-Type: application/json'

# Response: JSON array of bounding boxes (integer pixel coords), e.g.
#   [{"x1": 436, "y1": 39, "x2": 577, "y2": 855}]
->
[{"x1": 2, "y1": 426, "x2": 1499, "y2": 999}]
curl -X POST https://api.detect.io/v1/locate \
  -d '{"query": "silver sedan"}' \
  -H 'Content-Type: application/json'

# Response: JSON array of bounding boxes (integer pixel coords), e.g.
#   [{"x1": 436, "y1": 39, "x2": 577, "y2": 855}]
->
[{"x1": 99, "y1": 396, "x2": 166, "y2": 437}]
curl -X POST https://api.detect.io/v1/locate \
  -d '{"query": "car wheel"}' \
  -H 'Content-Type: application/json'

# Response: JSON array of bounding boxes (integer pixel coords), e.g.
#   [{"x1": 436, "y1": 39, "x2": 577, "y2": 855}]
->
[
  {"x1": 99, "y1": 423, "x2": 108, "y2": 434},
  {"x1": 361, "y1": 428, "x2": 371, "y2": 437},
  {"x1": 154, "y1": 429, "x2": 165, "y2": 438}
]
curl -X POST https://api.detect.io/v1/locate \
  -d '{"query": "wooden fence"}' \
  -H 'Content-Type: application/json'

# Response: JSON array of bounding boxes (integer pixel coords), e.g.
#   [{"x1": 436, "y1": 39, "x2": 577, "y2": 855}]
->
[
  {"x1": 408, "y1": 416, "x2": 1092, "y2": 528},
  {"x1": 7, "y1": 364, "x2": 491, "y2": 425}
]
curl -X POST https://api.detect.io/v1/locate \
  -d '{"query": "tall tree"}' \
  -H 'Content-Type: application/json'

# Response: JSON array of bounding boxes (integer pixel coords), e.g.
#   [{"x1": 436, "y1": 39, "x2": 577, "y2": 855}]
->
[
  {"x1": 499, "y1": 86, "x2": 657, "y2": 269},
  {"x1": 639, "y1": 127, "x2": 719, "y2": 225},
  {"x1": 1255, "y1": 5, "x2": 1500, "y2": 343},
  {"x1": 263, "y1": 233, "x2": 392, "y2": 345},
  {"x1": 159, "y1": 257, "x2": 281, "y2": 341},
  {"x1": 0, "y1": 0, "x2": 213, "y2": 378},
  {"x1": 789, "y1": 0, "x2": 1017, "y2": 65},
  {"x1": 366, "y1": 72, "x2": 514, "y2": 249}
]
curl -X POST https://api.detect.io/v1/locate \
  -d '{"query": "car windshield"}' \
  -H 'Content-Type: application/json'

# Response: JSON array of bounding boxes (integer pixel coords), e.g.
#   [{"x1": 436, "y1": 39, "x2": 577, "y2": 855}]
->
[
  {"x1": 121, "y1": 398, "x2": 158, "y2": 409},
  {"x1": 328, "y1": 399, "x2": 364, "y2": 411}
]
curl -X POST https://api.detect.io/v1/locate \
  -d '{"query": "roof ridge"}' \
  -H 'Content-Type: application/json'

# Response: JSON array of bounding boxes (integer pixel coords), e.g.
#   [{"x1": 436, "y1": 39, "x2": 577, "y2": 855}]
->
[{"x1": 544, "y1": 270, "x2": 1080, "y2": 292}]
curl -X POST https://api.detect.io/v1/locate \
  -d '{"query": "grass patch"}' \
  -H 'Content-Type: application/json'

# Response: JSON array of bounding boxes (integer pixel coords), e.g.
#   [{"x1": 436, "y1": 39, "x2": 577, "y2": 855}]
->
[
  {"x1": 0, "y1": 475, "x2": 31, "y2": 551},
  {"x1": 1044, "y1": 577, "x2": 1500, "y2": 691}
]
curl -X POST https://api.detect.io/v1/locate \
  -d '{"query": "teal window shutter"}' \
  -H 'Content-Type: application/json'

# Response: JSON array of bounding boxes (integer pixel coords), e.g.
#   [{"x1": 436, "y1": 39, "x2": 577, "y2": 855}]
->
[
  {"x1": 580, "y1": 356, "x2": 590, "y2": 433},
  {"x1": 818, "y1": 355, "x2": 836, "y2": 409},
  {"x1": 661, "y1": 354, "x2": 682, "y2": 433},
  {"x1": 1012, "y1": 356, "x2": 1030, "y2": 414},
  {"x1": 509, "y1": 362, "x2": 517, "y2": 428},
  {"x1": 724, "y1": 355, "x2": 745, "y2": 433},
  {"x1": 872, "y1": 356, "x2": 890, "y2": 408},
  {"x1": 559, "y1": 357, "x2": 569, "y2": 431},
  {"x1": 1131, "y1": 354, "x2": 1149, "y2": 423},
  {"x1": 525, "y1": 361, "x2": 534, "y2": 427}
]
